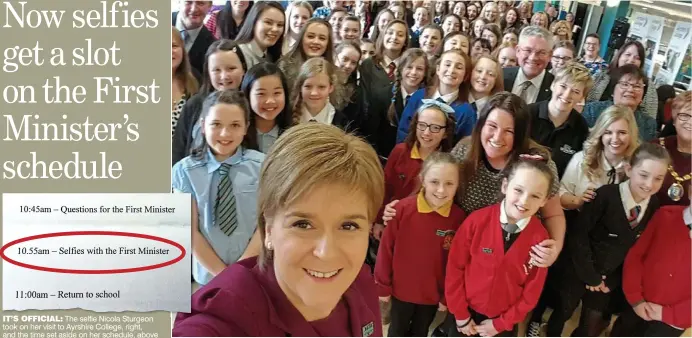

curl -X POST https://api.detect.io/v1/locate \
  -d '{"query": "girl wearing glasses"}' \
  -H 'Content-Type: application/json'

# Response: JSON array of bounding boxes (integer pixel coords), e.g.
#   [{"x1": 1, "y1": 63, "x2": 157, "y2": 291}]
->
[{"x1": 374, "y1": 100, "x2": 458, "y2": 241}]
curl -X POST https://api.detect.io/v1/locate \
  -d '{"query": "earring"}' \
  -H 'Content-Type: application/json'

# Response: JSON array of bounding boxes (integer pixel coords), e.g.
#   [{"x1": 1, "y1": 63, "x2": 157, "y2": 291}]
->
[{"x1": 266, "y1": 241, "x2": 273, "y2": 250}]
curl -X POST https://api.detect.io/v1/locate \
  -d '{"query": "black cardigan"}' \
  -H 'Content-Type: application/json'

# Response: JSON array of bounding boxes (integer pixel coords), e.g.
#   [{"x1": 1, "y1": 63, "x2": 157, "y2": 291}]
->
[
  {"x1": 569, "y1": 183, "x2": 659, "y2": 289},
  {"x1": 172, "y1": 92, "x2": 206, "y2": 166}
]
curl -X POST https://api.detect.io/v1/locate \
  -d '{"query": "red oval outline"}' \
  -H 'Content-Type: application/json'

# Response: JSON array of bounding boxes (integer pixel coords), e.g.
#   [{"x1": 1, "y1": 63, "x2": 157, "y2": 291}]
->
[{"x1": 0, "y1": 231, "x2": 186, "y2": 274}]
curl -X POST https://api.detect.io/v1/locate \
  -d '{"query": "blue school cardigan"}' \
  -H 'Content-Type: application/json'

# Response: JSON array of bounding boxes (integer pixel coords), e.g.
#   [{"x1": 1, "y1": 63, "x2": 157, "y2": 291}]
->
[
  {"x1": 171, "y1": 147, "x2": 265, "y2": 285},
  {"x1": 395, "y1": 88, "x2": 477, "y2": 144}
]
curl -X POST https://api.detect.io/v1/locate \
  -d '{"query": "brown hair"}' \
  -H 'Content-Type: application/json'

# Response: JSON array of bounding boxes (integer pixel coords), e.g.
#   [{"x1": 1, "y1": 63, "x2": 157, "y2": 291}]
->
[
  {"x1": 503, "y1": 154, "x2": 557, "y2": 197},
  {"x1": 172, "y1": 27, "x2": 199, "y2": 96},
  {"x1": 427, "y1": 49, "x2": 473, "y2": 104},
  {"x1": 290, "y1": 57, "x2": 347, "y2": 124},
  {"x1": 460, "y1": 92, "x2": 550, "y2": 194},
  {"x1": 403, "y1": 104, "x2": 456, "y2": 152},
  {"x1": 630, "y1": 142, "x2": 671, "y2": 168},
  {"x1": 282, "y1": 19, "x2": 335, "y2": 64},
  {"x1": 608, "y1": 40, "x2": 645, "y2": 70},
  {"x1": 373, "y1": 19, "x2": 410, "y2": 66},
  {"x1": 387, "y1": 48, "x2": 431, "y2": 125},
  {"x1": 257, "y1": 123, "x2": 385, "y2": 268}
]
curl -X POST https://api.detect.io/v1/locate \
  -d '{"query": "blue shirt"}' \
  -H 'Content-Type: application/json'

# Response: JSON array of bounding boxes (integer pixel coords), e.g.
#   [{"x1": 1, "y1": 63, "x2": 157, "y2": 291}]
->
[
  {"x1": 582, "y1": 100, "x2": 657, "y2": 142},
  {"x1": 171, "y1": 146, "x2": 265, "y2": 285},
  {"x1": 396, "y1": 88, "x2": 477, "y2": 144}
]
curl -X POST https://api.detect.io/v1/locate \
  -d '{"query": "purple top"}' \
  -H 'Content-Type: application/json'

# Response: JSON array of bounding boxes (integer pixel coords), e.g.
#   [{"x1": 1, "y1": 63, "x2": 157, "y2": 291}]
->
[{"x1": 173, "y1": 256, "x2": 383, "y2": 337}]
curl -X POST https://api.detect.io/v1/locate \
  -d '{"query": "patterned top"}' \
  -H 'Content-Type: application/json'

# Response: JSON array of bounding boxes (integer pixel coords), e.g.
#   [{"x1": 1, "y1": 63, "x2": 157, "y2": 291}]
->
[
  {"x1": 450, "y1": 143, "x2": 560, "y2": 214},
  {"x1": 172, "y1": 94, "x2": 188, "y2": 137},
  {"x1": 578, "y1": 57, "x2": 608, "y2": 78},
  {"x1": 313, "y1": 6, "x2": 331, "y2": 19}
]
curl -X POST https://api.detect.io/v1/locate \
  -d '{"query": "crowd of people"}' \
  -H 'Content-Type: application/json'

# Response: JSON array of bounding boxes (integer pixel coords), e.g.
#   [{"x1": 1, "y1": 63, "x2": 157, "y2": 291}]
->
[{"x1": 169, "y1": 0, "x2": 691, "y2": 337}]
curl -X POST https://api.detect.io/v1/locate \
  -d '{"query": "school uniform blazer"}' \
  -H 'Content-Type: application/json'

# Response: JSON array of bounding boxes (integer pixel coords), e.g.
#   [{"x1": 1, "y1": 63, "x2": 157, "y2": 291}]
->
[
  {"x1": 502, "y1": 67, "x2": 554, "y2": 104},
  {"x1": 396, "y1": 88, "x2": 477, "y2": 144},
  {"x1": 172, "y1": 12, "x2": 217, "y2": 75},
  {"x1": 569, "y1": 184, "x2": 659, "y2": 289},
  {"x1": 171, "y1": 147, "x2": 265, "y2": 285},
  {"x1": 172, "y1": 92, "x2": 206, "y2": 166},
  {"x1": 172, "y1": 256, "x2": 383, "y2": 337},
  {"x1": 365, "y1": 85, "x2": 405, "y2": 159},
  {"x1": 445, "y1": 203, "x2": 549, "y2": 333},
  {"x1": 623, "y1": 205, "x2": 691, "y2": 329}
]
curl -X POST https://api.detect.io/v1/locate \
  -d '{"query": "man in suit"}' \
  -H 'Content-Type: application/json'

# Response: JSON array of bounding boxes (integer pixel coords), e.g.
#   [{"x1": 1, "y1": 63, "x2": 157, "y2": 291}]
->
[
  {"x1": 172, "y1": 1, "x2": 216, "y2": 76},
  {"x1": 503, "y1": 26, "x2": 555, "y2": 105}
]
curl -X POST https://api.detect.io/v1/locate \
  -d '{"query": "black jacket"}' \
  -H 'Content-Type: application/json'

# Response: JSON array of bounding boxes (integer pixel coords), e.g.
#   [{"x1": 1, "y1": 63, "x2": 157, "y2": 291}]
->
[
  {"x1": 172, "y1": 12, "x2": 217, "y2": 75},
  {"x1": 503, "y1": 67, "x2": 554, "y2": 104}
]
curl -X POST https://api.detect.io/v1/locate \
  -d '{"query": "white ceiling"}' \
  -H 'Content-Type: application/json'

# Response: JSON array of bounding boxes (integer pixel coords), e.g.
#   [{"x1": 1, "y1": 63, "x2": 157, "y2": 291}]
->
[{"x1": 630, "y1": 0, "x2": 692, "y2": 22}]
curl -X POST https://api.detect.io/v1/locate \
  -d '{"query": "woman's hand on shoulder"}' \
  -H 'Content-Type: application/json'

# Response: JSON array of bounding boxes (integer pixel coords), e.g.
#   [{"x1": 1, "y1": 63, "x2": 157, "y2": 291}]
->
[{"x1": 530, "y1": 239, "x2": 559, "y2": 268}]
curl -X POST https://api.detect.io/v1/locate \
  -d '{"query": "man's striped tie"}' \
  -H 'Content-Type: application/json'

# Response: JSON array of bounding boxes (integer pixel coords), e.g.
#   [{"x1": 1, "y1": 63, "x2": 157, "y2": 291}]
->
[{"x1": 216, "y1": 164, "x2": 237, "y2": 236}]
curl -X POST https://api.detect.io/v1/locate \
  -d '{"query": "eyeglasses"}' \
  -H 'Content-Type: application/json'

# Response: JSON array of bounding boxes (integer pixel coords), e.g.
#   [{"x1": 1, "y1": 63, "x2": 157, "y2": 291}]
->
[
  {"x1": 677, "y1": 113, "x2": 691, "y2": 122},
  {"x1": 416, "y1": 121, "x2": 446, "y2": 133},
  {"x1": 552, "y1": 55, "x2": 573, "y2": 62},
  {"x1": 617, "y1": 81, "x2": 645, "y2": 91},
  {"x1": 518, "y1": 47, "x2": 549, "y2": 58}
]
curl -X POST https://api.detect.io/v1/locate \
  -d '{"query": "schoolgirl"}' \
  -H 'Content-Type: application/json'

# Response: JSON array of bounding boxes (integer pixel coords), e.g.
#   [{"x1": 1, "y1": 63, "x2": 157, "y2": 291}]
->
[
  {"x1": 494, "y1": 42, "x2": 517, "y2": 68},
  {"x1": 440, "y1": 14, "x2": 462, "y2": 37},
  {"x1": 467, "y1": 55, "x2": 503, "y2": 116},
  {"x1": 396, "y1": 49, "x2": 476, "y2": 144},
  {"x1": 171, "y1": 90, "x2": 264, "y2": 286},
  {"x1": 374, "y1": 99, "x2": 457, "y2": 236},
  {"x1": 442, "y1": 31, "x2": 470, "y2": 55},
  {"x1": 480, "y1": 23, "x2": 501, "y2": 51},
  {"x1": 410, "y1": 6, "x2": 431, "y2": 47},
  {"x1": 235, "y1": 1, "x2": 286, "y2": 69},
  {"x1": 367, "y1": 48, "x2": 430, "y2": 158},
  {"x1": 334, "y1": 41, "x2": 365, "y2": 131},
  {"x1": 282, "y1": 1, "x2": 314, "y2": 55},
  {"x1": 433, "y1": 0, "x2": 447, "y2": 24},
  {"x1": 172, "y1": 39, "x2": 248, "y2": 165},
  {"x1": 360, "y1": 19, "x2": 410, "y2": 95},
  {"x1": 290, "y1": 57, "x2": 349, "y2": 128},
  {"x1": 446, "y1": 154, "x2": 556, "y2": 337},
  {"x1": 547, "y1": 143, "x2": 671, "y2": 337},
  {"x1": 376, "y1": 152, "x2": 466, "y2": 337},
  {"x1": 368, "y1": 9, "x2": 394, "y2": 42},
  {"x1": 611, "y1": 190, "x2": 691, "y2": 336},
  {"x1": 418, "y1": 24, "x2": 444, "y2": 61},
  {"x1": 240, "y1": 62, "x2": 292, "y2": 154},
  {"x1": 278, "y1": 18, "x2": 334, "y2": 90}
]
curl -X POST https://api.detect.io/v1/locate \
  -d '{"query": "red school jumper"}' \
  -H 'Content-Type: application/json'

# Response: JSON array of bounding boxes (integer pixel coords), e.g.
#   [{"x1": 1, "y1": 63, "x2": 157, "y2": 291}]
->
[
  {"x1": 445, "y1": 203, "x2": 549, "y2": 333},
  {"x1": 375, "y1": 192, "x2": 466, "y2": 305},
  {"x1": 376, "y1": 143, "x2": 424, "y2": 222},
  {"x1": 623, "y1": 205, "x2": 691, "y2": 329}
]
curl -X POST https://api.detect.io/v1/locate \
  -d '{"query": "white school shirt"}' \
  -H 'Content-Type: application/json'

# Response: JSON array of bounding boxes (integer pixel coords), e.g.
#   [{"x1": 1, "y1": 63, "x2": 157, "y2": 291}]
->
[
  {"x1": 499, "y1": 198, "x2": 530, "y2": 231},
  {"x1": 559, "y1": 151, "x2": 622, "y2": 202},
  {"x1": 431, "y1": 89, "x2": 459, "y2": 104},
  {"x1": 619, "y1": 180, "x2": 649, "y2": 224},
  {"x1": 300, "y1": 102, "x2": 336, "y2": 125}
]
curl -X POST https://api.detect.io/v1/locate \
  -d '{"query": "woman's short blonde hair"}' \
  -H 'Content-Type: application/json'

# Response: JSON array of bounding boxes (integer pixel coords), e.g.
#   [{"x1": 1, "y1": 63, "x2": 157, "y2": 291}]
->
[
  {"x1": 553, "y1": 61, "x2": 594, "y2": 95},
  {"x1": 257, "y1": 123, "x2": 385, "y2": 268}
]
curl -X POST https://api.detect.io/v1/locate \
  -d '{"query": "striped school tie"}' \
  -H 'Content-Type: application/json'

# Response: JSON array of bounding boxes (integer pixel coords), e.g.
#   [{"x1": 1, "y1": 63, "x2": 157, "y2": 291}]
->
[
  {"x1": 215, "y1": 163, "x2": 237, "y2": 236},
  {"x1": 627, "y1": 205, "x2": 641, "y2": 228}
]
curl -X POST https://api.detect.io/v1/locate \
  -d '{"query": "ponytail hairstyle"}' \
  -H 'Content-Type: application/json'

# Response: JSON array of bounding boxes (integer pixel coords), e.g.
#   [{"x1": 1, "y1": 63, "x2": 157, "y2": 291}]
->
[
  {"x1": 290, "y1": 57, "x2": 347, "y2": 125},
  {"x1": 191, "y1": 90, "x2": 256, "y2": 160},
  {"x1": 235, "y1": 1, "x2": 286, "y2": 62},
  {"x1": 387, "y1": 48, "x2": 430, "y2": 125}
]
